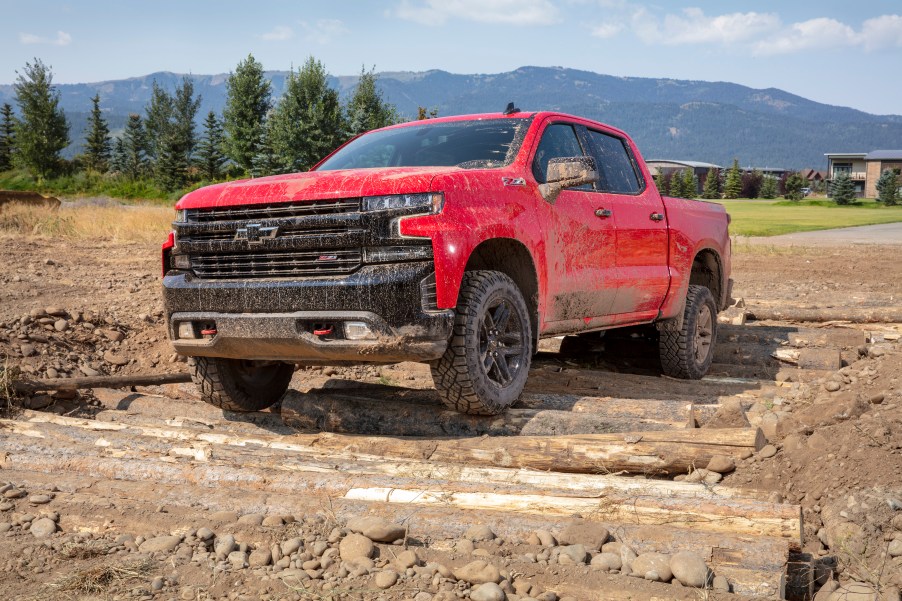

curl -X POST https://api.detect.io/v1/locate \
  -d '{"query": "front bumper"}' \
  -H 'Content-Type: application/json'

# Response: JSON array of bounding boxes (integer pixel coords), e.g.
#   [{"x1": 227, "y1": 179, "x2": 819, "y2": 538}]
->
[{"x1": 162, "y1": 261, "x2": 454, "y2": 363}]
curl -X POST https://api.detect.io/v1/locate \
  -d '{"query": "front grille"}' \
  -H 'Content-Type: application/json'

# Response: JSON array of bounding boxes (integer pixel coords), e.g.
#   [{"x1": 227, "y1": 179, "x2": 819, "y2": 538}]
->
[
  {"x1": 182, "y1": 224, "x2": 349, "y2": 243},
  {"x1": 185, "y1": 198, "x2": 360, "y2": 223},
  {"x1": 191, "y1": 249, "x2": 362, "y2": 279}
]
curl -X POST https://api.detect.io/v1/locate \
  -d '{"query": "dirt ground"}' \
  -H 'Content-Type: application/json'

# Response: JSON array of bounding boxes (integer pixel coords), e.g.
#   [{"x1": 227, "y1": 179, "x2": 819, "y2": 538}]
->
[{"x1": 1, "y1": 237, "x2": 901, "y2": 601}]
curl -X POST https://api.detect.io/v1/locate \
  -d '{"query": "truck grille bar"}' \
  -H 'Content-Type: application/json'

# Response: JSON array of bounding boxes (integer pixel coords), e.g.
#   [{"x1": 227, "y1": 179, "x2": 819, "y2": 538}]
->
[{"x1": 191, "y1": 249, "x2": 362, "y2": 279}]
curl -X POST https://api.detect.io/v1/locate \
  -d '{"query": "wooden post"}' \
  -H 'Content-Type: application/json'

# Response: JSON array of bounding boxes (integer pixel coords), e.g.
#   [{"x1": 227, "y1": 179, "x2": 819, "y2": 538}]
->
[{"x1": 13, "y1": 372, "x2": 192, "y2": 393}]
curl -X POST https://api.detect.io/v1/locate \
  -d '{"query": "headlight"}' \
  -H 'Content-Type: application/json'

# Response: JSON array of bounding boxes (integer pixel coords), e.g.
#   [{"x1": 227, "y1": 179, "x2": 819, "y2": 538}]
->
[
  {"x1": 362, "y1": 193, "x2": 443, "y2": 213},
  {"x1": 174, "y1": 209, "x2": 187, "y2": 223}
]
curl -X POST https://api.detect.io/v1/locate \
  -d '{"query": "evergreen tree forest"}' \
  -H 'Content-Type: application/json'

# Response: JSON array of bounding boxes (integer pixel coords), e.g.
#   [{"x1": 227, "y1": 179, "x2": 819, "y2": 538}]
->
[{"x1": 0, "y1": 54, "x2": 401, "y2": 200}]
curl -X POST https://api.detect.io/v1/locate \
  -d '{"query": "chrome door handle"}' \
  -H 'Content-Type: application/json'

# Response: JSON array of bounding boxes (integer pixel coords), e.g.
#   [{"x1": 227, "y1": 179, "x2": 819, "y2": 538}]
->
[
  {"x1": 649, "y1": 212, "x2": 665, "y2": 222},
  {"x1": 595, "y1": 208, "x2": 613, "y2": 218}
]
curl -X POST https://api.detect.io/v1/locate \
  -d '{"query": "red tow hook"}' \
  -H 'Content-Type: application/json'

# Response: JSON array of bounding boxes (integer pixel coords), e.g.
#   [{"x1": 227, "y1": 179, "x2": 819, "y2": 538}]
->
[
  {"x1": 200, "y1": 328, "x2": 217, "y2": 336},
  {"x1": 313, "y1": 326, "x2": 334, "y2": 336}
]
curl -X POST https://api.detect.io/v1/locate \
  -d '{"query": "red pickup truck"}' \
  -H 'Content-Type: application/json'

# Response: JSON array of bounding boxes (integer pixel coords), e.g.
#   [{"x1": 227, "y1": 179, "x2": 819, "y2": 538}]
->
[{"x1": 162, "y1": 109, "x2": 731, "y2": 415}]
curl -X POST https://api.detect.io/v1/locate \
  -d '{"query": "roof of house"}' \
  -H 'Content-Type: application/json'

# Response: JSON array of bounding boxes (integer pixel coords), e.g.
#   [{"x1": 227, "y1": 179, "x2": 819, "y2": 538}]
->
[
  {"x1": 645, "y1": 160, "x2": 722, "y2": 169},
  {"x1": 865, "y1": 150, "x2": 902, "y2": 161},
  {"x1": 824, "y1": 152, "x2": 868, "y2": 158}
]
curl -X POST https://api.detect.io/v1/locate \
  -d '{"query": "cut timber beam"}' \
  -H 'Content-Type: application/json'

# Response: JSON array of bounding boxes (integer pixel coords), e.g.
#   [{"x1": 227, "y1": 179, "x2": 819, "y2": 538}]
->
[
  {"x1": 13, "y1": 372, "x2": 192, "y2": 393},
  {"x1": 747, "y1": 306, "x2": 902, "y2": 324},
  {"x1": 280, "y1": 389, "x2": 706, "y2": 436}
]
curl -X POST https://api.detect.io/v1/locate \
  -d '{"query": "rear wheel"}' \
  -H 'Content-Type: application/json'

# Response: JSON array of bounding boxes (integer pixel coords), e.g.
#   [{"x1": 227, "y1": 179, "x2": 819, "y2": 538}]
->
[
  {"x1": 431, "y1": 271, "x2": 532, "y2": 415},
  {"x1": 189, "y1": 356, "x2": 294, "y2": 412},
  {"x1": 659, "y1": 284, "x2": 717, "y2": 379}
]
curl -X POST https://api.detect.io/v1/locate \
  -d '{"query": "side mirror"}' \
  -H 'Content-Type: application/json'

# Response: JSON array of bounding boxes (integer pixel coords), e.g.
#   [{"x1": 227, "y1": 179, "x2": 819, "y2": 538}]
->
[{"x1": 539, "y1": 156, "x2": 598, "y2": 203}]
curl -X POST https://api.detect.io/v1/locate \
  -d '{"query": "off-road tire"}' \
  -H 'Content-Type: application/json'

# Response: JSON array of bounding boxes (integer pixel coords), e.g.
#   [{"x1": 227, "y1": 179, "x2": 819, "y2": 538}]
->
[
  {"x1": 431, "y1": 270, "x2": 532, "y2": 415},
  {"x1": 188, "y1": 356, "x2": 294, "y2": 412},
  {"x1": 659, "y1": 284, "x2": 717, "y2": 379}
]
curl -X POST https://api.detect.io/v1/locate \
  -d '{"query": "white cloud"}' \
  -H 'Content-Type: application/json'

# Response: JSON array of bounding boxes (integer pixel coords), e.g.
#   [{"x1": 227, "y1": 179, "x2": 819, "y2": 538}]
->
[
  {"x1": 635, "y1": 7, "x2": 780, "y2": 45},
  {"x1": 300, "y1": 19, "x2": 349, "y2": 45},
  {"x1": 261, "y1": 25, "x2": 294, "y2": 41},
  {"x1": 395, "y1": 0, "x2": 560, "y2": 26},
  {"x1": 860, "y1": 14, "x2": 902, "y2": 51},
  {"x1": 754, "y1": 17, "x2": 857, "y2": 55},
  {"x1": 19, "y1": 30, "x2": 71, "y2": 46},
  {"x1": 591, "y1": 21, "x2": 623, "y2": 38}
]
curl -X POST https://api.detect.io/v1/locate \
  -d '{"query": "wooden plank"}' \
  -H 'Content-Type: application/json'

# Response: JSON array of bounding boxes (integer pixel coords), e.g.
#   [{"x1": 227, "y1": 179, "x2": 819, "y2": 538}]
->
[{"x1": 13, "y1": 372, "x2": 192, "y2": 393}]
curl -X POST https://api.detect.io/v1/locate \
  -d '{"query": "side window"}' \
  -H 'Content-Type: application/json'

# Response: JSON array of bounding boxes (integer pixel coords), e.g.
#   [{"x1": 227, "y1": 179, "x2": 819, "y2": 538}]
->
[
  {"x1": 532, "y1": 124, "x2": 585, "y2": 183},
  {"x1": 587, "y1": 130, "x2": 643, "y2": 194}
]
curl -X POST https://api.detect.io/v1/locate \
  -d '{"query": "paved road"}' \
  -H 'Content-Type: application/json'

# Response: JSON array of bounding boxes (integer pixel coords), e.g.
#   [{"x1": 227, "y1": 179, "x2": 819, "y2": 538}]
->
[{"x1": 742, "y1": 222, "x2": 902, "y2": 246}]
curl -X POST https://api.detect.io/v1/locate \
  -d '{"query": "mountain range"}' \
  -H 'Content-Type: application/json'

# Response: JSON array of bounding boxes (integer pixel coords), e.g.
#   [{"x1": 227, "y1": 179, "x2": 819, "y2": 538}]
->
[{"x1": 2, "y1": 66, "x2": 900, "y2": 170}]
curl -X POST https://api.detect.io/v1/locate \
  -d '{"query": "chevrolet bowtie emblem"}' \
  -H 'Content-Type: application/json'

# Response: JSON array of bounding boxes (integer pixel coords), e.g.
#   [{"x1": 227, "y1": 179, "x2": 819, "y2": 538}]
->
[{"x1": 235, "y1": 223, "x2": 279, "y2": 245}]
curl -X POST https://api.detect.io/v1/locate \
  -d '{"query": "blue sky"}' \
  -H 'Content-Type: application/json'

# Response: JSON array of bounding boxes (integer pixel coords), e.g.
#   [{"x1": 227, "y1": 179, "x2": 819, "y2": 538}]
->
[{"x1": 3, "y1": 0, "x2": 902, "y2": 114}]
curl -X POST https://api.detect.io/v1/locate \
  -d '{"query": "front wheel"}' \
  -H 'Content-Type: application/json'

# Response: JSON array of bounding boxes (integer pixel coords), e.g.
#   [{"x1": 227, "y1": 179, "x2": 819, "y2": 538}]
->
[
  {"x1": 431, "y1": 271, "x2": 532, "y2": 415},
  {"x1": 188, "y1": 356, "x2": 294, "y2": 412},
  {"x1": 659, "y1": 285, "x2": 717, "y2": 379}
]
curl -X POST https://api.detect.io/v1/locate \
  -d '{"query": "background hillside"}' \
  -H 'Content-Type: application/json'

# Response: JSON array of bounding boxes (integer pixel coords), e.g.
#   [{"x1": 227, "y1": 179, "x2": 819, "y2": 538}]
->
[{"x1": 2, "y1": 66, "x2": 900, "y2": 169}]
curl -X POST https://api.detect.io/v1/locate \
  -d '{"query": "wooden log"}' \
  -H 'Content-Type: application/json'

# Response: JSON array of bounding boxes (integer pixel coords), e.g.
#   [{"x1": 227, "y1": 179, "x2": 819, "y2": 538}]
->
[
  {"x1": 13, "y1": 372, "x2": 192, "y2": 393},
  {"x1": 280, "y1": 389, "x2": 704, "y2": 437},
  {"x1": 0, "y1": 418, "x2": 800, "y2": 540},
  {"x1": 11, "y1": 410, "x2": 765, "y2": 476},
  {"x1": 747, "y1": 306, "x2": 902, "y2": 324},
  {"x1": 3, "y1": 467, "x2": 790, "y2": 599},
  {"x1": 772, "y1": 348, "x2": 842, "y2": 370},
  {"x1": 787, "y1": 329, "x2": 867, "y2": 348}
]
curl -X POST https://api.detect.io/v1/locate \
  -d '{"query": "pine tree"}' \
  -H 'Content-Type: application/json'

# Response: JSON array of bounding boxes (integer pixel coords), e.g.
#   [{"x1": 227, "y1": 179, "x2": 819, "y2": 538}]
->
[
  {"x1": 13, "y1": 59, "x2": 70, "y2": 179},
  {"x1": 875, "y1": 169, "x2": 900, "y2": 206},
  {"x1": 723, "y1": 159, "x2": 742, "y2": 199},
  {"x1": 251, "y1": 122, "x2": 278, "y2": 178},
  {"x1": 153, "y1": 78, "x2": 201, "y2": 191},
  {"x1": 345, "y1": 66, "x2": 399, "y2": 137},
  {"x1": 830, "y1": 173, "x2": 856, "y2": 205},
  {"x1": 172, "y1": 77, "x2": 201, "y2": 162},
  {"x1": 223, "y1": 54, "x2": 272, "y2": 174},
  {"x1": 120, "y1": 114, "x2": 149, "y2": 179},
  {"x1": 682, "y1": 168, "x2": 697, "y2": 198},
  {"x1": 269, "y1": 57, "x2": 345, "y2": 173},
  {"x1": 197, "y1": 111, "x2": 226, "y2": 181},
  {"x1": 760, "y1": 176, "x2": 778, "y2": 199},
  {"x1": 110, "y1": 137, "x2": 126, "y2": 174},
  {"x1": 668, "y1": 170, "x2": 684, "y2": 198},
  {"x1": 701, "y1": 167, "x2": 720, "y2": 199},
  {"x1": 0, "y1": 103, "x2": 15, "y2": 171},
  {"x1": 144, "y1": 81, "x2": 174, "y2": 162},
  {"x1": 417, "y1": 106, "x2": 438, "y2": 120},
  {"x1": 84, "y1": 94, "x2": 111, "y2": 172},
  {"x1": 783, "y1": 172, "x2": 806, "y2": 201}
]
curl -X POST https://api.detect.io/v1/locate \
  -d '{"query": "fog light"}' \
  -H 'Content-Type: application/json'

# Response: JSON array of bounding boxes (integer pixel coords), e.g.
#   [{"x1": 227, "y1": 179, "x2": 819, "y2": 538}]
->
[
  {"x1": 178, "y1": 322, "x2": 196, "y2": 339},
  {"x1": 173, "y1": 254, "x2": 191, "y2": 269},
  {"x1": 344, "y1": 321, "x2": 373, "y2": 340}
]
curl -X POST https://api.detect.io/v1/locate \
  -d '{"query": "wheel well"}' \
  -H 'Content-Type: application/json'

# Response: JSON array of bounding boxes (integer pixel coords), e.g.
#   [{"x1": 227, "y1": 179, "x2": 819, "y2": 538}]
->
[
  {"x1": 464, "y1": 239, "x2": 539, "y2": 347},
  {"x1": 689, "y1": 249, "x2": 724, "y2": 310}
]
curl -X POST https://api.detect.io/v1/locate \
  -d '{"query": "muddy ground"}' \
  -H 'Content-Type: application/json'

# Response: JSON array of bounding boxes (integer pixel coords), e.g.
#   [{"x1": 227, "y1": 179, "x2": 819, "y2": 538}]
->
[{"x1": 1, "y1": 238, "x2": 901, "y2": 601}]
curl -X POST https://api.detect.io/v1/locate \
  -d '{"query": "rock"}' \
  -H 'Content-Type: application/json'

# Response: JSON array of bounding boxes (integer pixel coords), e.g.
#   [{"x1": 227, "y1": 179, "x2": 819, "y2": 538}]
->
[
  {"x1": 453, "y1": 560, "x2": 502, "y2": 585},
  {"x1": 759, "y1": 444, "x2": 778, "y2": 459},
  {"x1": 4, "y1": 488, "x2": 25, "y2": 499},
  {"x1": 631, "y1": 553, "x2": 672, "y2": 582},
  {"x1": 28, "y1": 494, "x2": 52, "y2": 505},
  {"x1": 396, "y1": 549, "x2": 421, "y2": 569},
  {"x1": 151, "y1": 576, "x2": 165, "y2": 592},
  {"x1": 228, "y1": 550, "x2": 247, "y2": 568},
  {"x1": 712, "y1": 575, "x2": 730, "y2": 592},
  {"x1": 45, "y1": 307, "x2": 67, "y2": 317},
  {"x1": 30, "y1": 308, "x2": 48, "y2": 318},
  {"x1": 669, "y1": 551, "x2": 710, "y2": 587},
  {"x1": 703, "y1": 398, "x2": 750, "y2": 428},
  {"x1": 868, "y1": 393, "x2": 885, "y2": 405},
  {"x1": 470, "y1": 582, "x2": 506, "y2": 601},
  {"x1": 209, "y1": 510, "x2": 238, "y2": 523},
  {"x1": 556, "y1": 544, "x2": 588, "y2": 565},
  {"x1": 825, "y1": 381, "x2": 842, "y2": 392},
  {"x1": 214, "y1": 534, "x2": 236, "y2": 559},
  {"x1": 249, "y1": 548, "x2": 272, "y2": 567},
  {"x1": 892, "y1": 515, "x2": 902, "y2": 531},
  {"x1": 346, "y1": 516, "x2": 406, "y2": 543},
  {"x1": 237, "y1": 513, "x2": 264, "y2": 526},
  {"x1": 45, "y1": 368, "x2": 58, "y2": 379},
  {"x1": 139, "y1": 535, "x2": 182, "y2": 553},
  {"x1": 644, "y1": 570, "x2": 660, "y2": 581},
  {"x1": 281, "y1": 537, "x2": 302, "y2": 556},
  {"x1": 103, "y1": 351, "x2": 129, "y2": 367},
  {"x1": 261, "y1": 515, "x2": 284, "y2": 527},
  {"x1": 590, "y1": 552, "x2": 621, "y2": 571},
  {"x1": 195, "y1": 527, "x2": 214, "y2": 541},
  {"x1": 102, "y1": 329, "x2": 125, "y2": 342},
  {"x1": 20, "y1": 343, "x2": 37, "y2": 357},
  {"x1": 557, "y1": 522, "x2": 608, "y2": 551},
  {"x1": 375, "y1": 569, "x2": 399, "y2": 589},
  {"x1": 888, "y1": 539, "x2": 902, "y2": 557},
  {"x1": 339, "y1": 533, "x2": 374, "y2": 561},
  {"x1": 53, "y1": 319, "x2": 68, "y2": 332},
  {"x1": 532, "y1": 529, "x2": 556, "y2": 547},
  {"x1": 29, "y1": 517, "x2": 57, "y2": 538},
  {"x1": 464, "y1": 523, "x2": 496, "y2": 541},
  {"x1": 827, "y1": 582, "x2": 879, "y2": 600},
  {"x1": 79, "y1": 365, "x2": 100, "y2": 377},
  {"x1": 456, "y1": 539, "x2": 475, "y2": 554},
  {"x1": 24, "y1": 395, "x2": 53, "y2": 410},
  {"x1": 705, "y1": 455, "x2": 736, "y2": 474}
]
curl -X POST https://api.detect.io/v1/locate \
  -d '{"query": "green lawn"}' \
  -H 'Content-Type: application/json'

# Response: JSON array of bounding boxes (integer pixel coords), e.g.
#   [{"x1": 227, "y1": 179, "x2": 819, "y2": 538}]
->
[{"x1": 719, "y1": 198, "x2": 902, "y2": 237}]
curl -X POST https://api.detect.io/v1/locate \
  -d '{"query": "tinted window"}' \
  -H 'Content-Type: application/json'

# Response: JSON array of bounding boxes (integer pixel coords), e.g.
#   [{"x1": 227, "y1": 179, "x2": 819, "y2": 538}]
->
[
  {"x1": 317, "y1": 119, "x2": 531, "y2": 171},
  {"x1": 532, "y1": 124, "x2": 585, "y2": 183},
  {"x1": 587, "y1": 130, "x2": 642, "y2": 194}
]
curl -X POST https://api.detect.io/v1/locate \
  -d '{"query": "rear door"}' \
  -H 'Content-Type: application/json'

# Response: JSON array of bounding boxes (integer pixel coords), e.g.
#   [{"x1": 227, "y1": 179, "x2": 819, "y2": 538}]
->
[
  {"x1": 583, "y1": 128, "x2": 670, "y2": 321},
  {"x1": 530, "y1": 121, "x2": 618, "y2": 330}
]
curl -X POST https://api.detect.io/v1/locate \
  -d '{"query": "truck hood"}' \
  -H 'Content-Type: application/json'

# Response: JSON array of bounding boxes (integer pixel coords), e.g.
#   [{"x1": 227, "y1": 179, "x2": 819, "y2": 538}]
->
[{"x1": 176, "y1": 167, "x2": 462, "y2": 210}]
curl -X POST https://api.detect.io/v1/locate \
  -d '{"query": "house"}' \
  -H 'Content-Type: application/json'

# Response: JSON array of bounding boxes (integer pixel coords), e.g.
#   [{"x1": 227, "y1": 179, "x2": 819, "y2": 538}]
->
[
  {"x1": 825, "y1": 150, "x2": 902, "y2": 197},
  {"x1": 644, "y1": 160, "x2": 721, "y2": 195},
  {"x1": 802, "y1": 169, "x2": 827, "y2": 185}
]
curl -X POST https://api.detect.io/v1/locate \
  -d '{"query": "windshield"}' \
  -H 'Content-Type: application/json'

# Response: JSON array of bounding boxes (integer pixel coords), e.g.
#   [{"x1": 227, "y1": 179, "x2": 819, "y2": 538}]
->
[{"x1": 317, "y1": 118, "x2": 532, "y2": 171}]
